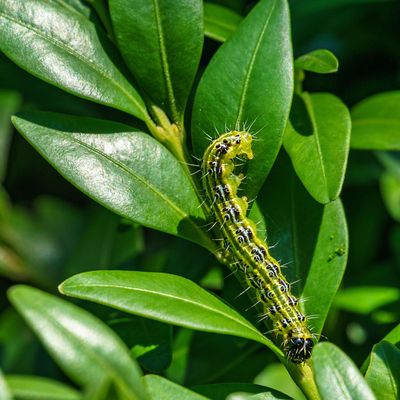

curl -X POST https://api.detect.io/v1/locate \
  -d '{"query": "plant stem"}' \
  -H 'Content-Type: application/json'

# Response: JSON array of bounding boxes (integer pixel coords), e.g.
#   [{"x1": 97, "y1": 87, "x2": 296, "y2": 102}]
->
[{"x1": 286, "y1": 361, "x2": 320, "y2": 400}]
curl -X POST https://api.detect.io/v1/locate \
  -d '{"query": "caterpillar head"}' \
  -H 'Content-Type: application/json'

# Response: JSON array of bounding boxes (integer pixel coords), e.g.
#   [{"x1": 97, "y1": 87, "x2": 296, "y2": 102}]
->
[{"x1": 286, "y1": 337, "x2": 314, "y2": 364}]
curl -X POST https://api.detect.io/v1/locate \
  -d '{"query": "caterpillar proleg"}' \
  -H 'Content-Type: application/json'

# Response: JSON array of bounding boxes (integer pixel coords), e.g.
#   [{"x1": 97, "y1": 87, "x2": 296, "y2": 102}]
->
[{"x1": 201, "y1": 131, "x2": 314, "y2": 363}]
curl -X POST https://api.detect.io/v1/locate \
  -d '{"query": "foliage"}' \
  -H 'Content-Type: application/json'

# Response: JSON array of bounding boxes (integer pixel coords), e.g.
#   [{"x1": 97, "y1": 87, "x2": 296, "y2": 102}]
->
[{"x1": 0, "y1": 0, "x2": 399, "y2": 399}]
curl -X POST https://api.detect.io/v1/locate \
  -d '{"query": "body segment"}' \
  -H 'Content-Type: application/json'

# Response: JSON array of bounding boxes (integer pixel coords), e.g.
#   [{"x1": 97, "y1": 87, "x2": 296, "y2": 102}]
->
[{"x1": 201, "y1": 131, "x2": 313, "y2": 363}]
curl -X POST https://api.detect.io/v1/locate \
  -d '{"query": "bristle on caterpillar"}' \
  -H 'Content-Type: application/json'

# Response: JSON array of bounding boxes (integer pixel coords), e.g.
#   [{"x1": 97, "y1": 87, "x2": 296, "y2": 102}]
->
[{"x1": 201, "y1": 131, "x2": 314, "y2": 363}]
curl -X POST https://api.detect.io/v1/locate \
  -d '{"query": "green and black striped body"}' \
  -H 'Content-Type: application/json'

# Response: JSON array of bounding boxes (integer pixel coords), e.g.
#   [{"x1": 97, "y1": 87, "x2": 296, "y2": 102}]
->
[{"x1": 201, "y1": 131, "x2": 313, "y2": 363}]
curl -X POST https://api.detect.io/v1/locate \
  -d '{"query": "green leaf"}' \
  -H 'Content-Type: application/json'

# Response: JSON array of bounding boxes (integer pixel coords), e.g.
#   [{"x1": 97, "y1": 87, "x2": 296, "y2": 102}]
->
[
  {"x1": 63, "y1": 206, "x2": 142, "y2": 277},
  {"x1": 380, "y1": 170, "x2": 400, "y2": 222},
  {"x1": 12, "y1": 112, "x2": 212, "y2": 250},
  {"x1": 194, "y1": 383, "x2": 292, "y2": 400},
  {"x1": 59, "y1": 270, "x2": 283, "y2": 358},
  {"x1": 5, "y1": 375, "x2": 81, "y2": 400},
  {"x1": 0, "y1": 90, "x2": 20, "y2": 182},
  {"x1": 248, "y1": 201, "x2": 267, "y2": 240},
  {"x1": 334, "y1": 286, "x2": 400, "y2": 314},
  {"x1": 0, "y1": 309, "x2": 37, "y2": 374},
  {"x1": 259, "y1": 153, "x2": 348, "y2": 336},
  {"x1": 294, "y1": 49, "x2": 338, "y2": 74},
  {"x1": 254, "y1": 363, "x2": 306, "y2": 400},
  {"x1": 0, "y1": 245, "x2": 29, "y2": 282},
  {"x1": 365, "y1": 341, "x2": 400, "y2": 400},
  {"x1": 192, "y1": 0, "x2": 293, "y2": 199},
  {"x1": 0, "y1": 370, "x2": 12, "y2": 400},
  {"x1": 109, "y1": 316, "x2": 172, "y2": 373},
  {"x1": 53, "y1": 0, "x2": 93, "y2": 19},
  {"x1": 204, "y1": 3, "x2": 243, "y2": 42},
  {"x1": 313, "y1": 342, "x2": 376, "y2": 400},
  {"x1": 283, "y1": 92, "x2": 351, "y2": 204},
  {"x1": 0, "y1": 0, "x2": 149, "y2": 121},
  {"x1": 8, "y1": 285, "x2": 146, "y2": 400},
  {"x1": 110, "y1": 0, "x2": 203, "y2": 122},
  {"x1": 351, "y1": 91, "x2": 400, "y2": 150},
  {"x1": 165, "y1": 329, "x2": 193, "y2": 384},
  {"x1": 143, "y1": 375, "x2": 209, "y2": 400}
]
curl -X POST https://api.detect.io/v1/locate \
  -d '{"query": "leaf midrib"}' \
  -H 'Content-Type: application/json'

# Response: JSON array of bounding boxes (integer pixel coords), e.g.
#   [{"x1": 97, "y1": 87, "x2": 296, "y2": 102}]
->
[
  {"x1": 20, "y1": 301, "x2": 140, "y2": 399},
  {"x1": 303, "y1": 94, "x2": 329, "y2": 195},
  {"x1": 0, "y1": 9, "x2": 147, "y2": 118},
  {"x1": 62, "y1": 282, "x2": 266, "y2": 341},
  {"x1": 49, "y1": 131, "x2": 206, "y2": 234},
  {"x1": 152, "y1": 0, "x2": 178, "y2": 121},
  {"x1": 235, "y1": 0, "x2": 277, "y2": 126}
]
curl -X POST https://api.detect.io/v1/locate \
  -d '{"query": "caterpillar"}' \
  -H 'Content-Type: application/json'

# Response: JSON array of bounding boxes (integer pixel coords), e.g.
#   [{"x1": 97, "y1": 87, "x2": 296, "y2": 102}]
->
[{"x1": 201, "y1": 130, "x2": 314, "y2": 363}]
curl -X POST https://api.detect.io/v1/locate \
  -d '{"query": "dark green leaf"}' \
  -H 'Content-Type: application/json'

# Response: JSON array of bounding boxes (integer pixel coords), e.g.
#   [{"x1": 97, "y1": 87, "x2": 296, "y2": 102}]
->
[
  {"x1": 143, "y1": 375, "x2": 209, "y2": 400},
  {"x1": 351, "y1": 92, "x2": 400, "y2": 150},
  {"x1": 260, "y1": 153, "x2": 348, "y2": 336},
  {"x1": 248, "y1": 201, "x2": 267, "y2": 240},
  {"x1": 284, "y1": 92, "x2": 351, "y2": 204},
  {"x1": 0, "y1": 204, "x2": 63, "y2": 286},
  {"x1": 313, "y1": 342, "x2": 376, "y2": 400},
  {"x1": 204, "y1": 3, "x2": 243, "y2": 42},
  {"x1": 0, "y1": 0, "x2": 149, "y2": 121},
  {"x1": 12, "y1": 112, "x2": 213, "y2": 250},
  {"x1": 59, "y1": 270, "x2": 282, "y2": 357},
  {"x1": 194, "y1": 383, "x2": 291, "y2": 400},
  {"x1": 253, "y1": 363, "x2": 306, "y2": 400},
  {"x1": 5, "y1": 375, "x2": 81, "y2": 400},
  {"x1": 8, "y1": 285, "x2": 146, "y2": 400},
  {"x1": 63, "y1": 206, "x2": 136, "y2": 277},
  {"x1": 0, "y1": 370, "x2": 12, "y2": 400},
  {"x1": 192, "y1": 0, "x2": 293, "y2": 199},
  {"x1": 294, "y1": 49, "x2": 338, "y2": 74},
  {"x1": 165, "y1": 329, "x2": 193, "y2": 384},
  {"x1": 365, "y1": 341, "x2": 400, "y2": 400},
  {"x1": 334, "y1": 287, "x2": 400, "y2": 314},
  {"x1": 110, "y1": 0, "x2": 203, "y2": 122},
  {"x1": 0, "y1": 90, "x2": 20, "y2": 181},
  {"x1": 380, "y1": 170, "x2": 400, "y2": 222},
  {"x1": 109, "y1": 316, "x2": 172, "y2": 373},
  {"x1": 0, "y1": 309, "x2": 37, "y2": 374}
]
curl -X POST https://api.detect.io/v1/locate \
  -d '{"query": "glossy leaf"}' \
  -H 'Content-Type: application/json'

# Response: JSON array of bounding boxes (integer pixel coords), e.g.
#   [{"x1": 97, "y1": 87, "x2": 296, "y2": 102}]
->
[
  {"x1": 8, "y1": 285, "x2": 146, "y2": 400},
  {"x1": 294, "y1": 49, "x2": 338, "y2": 74},
  {"x1": 259, "y1": 153, "x2": 348, "y2": 336},
  {"x1": 334, "y1": 286, "x2": 400, "y2": 314},
  {"x1": 110, "y1": 0, "x2": 202, "y2": 122},
  {"x1": 284, "y1": 92, "x2": 351, "y2": 204},
  {"x1": 0, "y1": 90, "x2": 20, "y2": 182},
  {"x1": 365, "y1": 341, "x2": 400, "y2": 400},
  {"x1": 194, "y1": 383, "x2": 291, "y2": 400},
  {"x1": 59, "y1": 270, "x2": 283, "y2": 357},
  {"x1": 380, "y1": 170, "x2": 400, "y2": 222},
  {"x1": 204, "y1": 3, "x2": 243, "y2": 42},
  {"x1": 143, "y1": 375, "x2": 208, "y2": 400},
  {"x1": 192, "y1": 0, "x2": 293, "y2": 199},
  {"x1": 5, "y1": 375, "x2": 81, "y2": 400},
  {"x1": 0, "y1": 0, "x2": 149, "y2": 121},
  {"x1": 313, "y1": 342, "x2": 376, "y2": 400},
  {"x1": 351, "y1": 91, "x2": 400, "y2": 150},
  {"x1": 0, "y1": 370, "x2": 12, "y2": 400},
  {"x1": 12, "y1": 112, "x2": 212, "y2": 250},
  {"x1": 384, "y1": 323, "x2": 400, "y2": 346}
]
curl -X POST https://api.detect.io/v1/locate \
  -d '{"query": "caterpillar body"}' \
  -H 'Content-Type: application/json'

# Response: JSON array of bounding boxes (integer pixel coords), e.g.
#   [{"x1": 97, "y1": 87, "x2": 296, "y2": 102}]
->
[{"x1": 201, "y1": 130, "x2": 313, "y2": 363}]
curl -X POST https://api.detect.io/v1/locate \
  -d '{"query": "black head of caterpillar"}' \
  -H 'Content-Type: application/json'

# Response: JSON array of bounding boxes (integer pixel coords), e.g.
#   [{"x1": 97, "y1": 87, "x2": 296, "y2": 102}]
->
[{"x1": 201, "y1": 130, "x2": 314, "y2": 364}]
